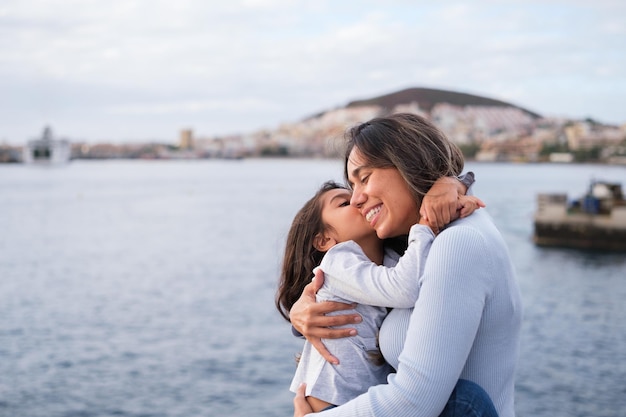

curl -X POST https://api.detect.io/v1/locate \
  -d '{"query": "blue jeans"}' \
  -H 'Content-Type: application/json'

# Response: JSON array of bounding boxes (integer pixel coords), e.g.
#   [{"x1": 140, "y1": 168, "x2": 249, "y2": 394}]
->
[
  {"x1": 321, "y1": 379, "x2": 497, "y2": 416},
  {"x1": 438, "y1": 379, "x2": 499, "y2": 417}
]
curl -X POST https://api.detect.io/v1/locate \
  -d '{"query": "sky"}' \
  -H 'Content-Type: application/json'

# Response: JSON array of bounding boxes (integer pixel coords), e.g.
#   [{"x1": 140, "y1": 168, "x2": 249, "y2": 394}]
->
[{"x1": 1, "y1": 0, "x2": 625, "y2": 144}]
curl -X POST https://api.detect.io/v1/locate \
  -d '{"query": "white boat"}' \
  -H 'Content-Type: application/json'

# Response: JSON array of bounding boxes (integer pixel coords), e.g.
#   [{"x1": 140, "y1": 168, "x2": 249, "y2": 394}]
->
[{"x1": 23, "y1": 126, "x2": 71, "y2": 164}]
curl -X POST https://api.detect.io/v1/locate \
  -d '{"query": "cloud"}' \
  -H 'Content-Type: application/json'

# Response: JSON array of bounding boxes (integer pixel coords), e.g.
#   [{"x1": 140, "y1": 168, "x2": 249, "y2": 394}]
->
[
  {"x1": 1, "y1": 0, "x2": 625, "y2": 143},
  {"x1": 106, "y1": 97, "x2": 280, "y2": 116}
]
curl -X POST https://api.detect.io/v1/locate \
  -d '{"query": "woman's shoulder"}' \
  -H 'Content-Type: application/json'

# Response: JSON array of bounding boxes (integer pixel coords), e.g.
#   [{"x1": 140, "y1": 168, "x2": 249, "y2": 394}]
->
[
  {"x1": 437, "y1": 209, "x2": 508, "y2": 260},
  {"x1": 447, "y1": 209, "x2": 494, "y2": 231},
  {"x1": 437, "y1": 210, "x2": 496, "y2": 247}
]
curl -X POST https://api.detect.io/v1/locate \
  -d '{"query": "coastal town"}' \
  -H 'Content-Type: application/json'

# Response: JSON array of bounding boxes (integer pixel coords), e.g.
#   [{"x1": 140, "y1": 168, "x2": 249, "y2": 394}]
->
[{"x1": 2, "y1": 88, "x2": 625, "y2": 165}]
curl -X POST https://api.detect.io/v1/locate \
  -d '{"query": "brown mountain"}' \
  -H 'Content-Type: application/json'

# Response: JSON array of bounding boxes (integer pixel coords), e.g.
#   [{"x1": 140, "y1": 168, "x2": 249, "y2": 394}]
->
[{"x1": 344, "y1": 87, "x2": 542, "y2": 119}]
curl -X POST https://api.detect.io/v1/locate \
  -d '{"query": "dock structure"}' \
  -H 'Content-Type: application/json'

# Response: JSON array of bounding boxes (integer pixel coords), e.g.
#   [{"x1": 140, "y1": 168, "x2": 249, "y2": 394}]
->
[{"x1": 533, "y1": 181, "x2": 626, "y2": 251}]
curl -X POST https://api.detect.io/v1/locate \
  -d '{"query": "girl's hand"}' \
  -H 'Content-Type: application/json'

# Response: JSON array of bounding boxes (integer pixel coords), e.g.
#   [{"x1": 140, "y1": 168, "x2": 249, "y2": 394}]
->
[
  {"x1": 290, "y1": 269, "x2": 362, "y2": 365},
  {"x1": 294, "y1": 383, "x2": 313, "y2": 417},
  {"x1": 458, "y1": 195, "x2": 486, "y2": 218},
  {"x1": 420, "y1": 177, "x2": 460, "y2": 233},
  {"x1": 420, "y1": 177, "x2": 484, "y2": 233}
]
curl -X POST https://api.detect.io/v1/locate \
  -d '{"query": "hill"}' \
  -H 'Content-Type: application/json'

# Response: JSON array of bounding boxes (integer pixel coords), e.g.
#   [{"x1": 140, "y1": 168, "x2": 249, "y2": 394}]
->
[{"x1": 344, "y1": 87, "x2": 542, "y2": 119}]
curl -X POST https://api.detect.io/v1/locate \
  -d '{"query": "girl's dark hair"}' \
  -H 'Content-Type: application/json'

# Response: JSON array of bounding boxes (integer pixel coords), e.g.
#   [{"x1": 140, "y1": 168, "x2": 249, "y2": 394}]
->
[
  {"x1": 276, "y1": 181, "x2": 348, "y2": 322},
  {"x1": 344, "y1": 113, "x2": 465, "y2": 203}
]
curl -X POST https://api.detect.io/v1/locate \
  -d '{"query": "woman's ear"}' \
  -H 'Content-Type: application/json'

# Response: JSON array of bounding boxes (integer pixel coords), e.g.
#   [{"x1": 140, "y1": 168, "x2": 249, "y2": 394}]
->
[{"x1": 313, "y1": 232, "x2": 337, "y2": 252}]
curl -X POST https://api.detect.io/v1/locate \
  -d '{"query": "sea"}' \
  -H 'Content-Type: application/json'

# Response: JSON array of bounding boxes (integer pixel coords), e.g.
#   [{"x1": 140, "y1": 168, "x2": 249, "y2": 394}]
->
[{"x1": 0, "y1": 159, "x2": 625, "y2": 417}]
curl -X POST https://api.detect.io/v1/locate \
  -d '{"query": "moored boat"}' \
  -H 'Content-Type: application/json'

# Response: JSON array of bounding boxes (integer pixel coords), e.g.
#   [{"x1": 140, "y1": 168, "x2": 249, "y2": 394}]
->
[
  {"x1": 533, "y1": 180, "x2": 626, "y2": 251},
  {"x1": 23, "y1": 126, "x2": 71, "y2": 165}
]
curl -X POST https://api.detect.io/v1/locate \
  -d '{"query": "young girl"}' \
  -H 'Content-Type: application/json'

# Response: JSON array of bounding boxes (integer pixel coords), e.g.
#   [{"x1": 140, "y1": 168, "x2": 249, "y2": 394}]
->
[{"x1": 276, "y1": 178, "x2": 481, "y2": 412}]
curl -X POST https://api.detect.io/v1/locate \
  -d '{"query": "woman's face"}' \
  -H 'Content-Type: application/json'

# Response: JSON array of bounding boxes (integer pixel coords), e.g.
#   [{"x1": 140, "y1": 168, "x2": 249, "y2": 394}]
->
[
  {"x1": 346, "y1": 147, "x2": 419, "y2": 239},
  {"x1": 319, "y1": 188, "x2": 378, "y2": 246}
]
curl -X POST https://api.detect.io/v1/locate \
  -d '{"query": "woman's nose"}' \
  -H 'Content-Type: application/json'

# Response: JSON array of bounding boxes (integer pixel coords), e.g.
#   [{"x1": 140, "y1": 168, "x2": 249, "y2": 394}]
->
[{"x1": 350, "y1": 187, "x2": 365, "y2": 208}]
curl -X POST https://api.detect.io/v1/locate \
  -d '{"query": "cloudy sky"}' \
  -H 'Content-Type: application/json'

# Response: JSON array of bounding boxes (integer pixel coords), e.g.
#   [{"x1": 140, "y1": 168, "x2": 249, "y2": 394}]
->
[{"x1": 1, "y1": 0, "x2": 625, "y2": 144}]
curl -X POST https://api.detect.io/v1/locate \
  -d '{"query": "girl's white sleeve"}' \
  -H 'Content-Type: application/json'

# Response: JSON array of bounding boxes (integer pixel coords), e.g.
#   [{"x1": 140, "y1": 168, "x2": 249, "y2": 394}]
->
[{"x1": 319, "y1": 224, "x2": 434, "y2": 308}]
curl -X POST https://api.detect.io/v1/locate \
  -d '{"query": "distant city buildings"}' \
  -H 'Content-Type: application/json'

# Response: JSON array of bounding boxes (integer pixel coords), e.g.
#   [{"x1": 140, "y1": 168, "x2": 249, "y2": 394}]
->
[
  {"x1": 2, "y1": 103, "x2": 625, "y2": 164},
  {"x1": 248, "y1": 103, "x2": 626, "y2": 163},
  {"x1": 179, "y1": 129, "x2": 194, "y2": 150}
]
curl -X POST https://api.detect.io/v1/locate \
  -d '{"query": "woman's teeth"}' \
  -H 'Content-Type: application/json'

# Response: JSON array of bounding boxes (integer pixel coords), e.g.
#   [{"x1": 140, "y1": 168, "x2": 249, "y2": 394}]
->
[{"x1": 366, "y1": 206, "x2": 381, "y2": 222}]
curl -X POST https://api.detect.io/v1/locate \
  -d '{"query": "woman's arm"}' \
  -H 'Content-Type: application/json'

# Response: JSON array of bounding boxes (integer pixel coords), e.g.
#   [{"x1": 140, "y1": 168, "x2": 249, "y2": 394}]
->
[{"x1": 289, "y1": 271, "x2": 362, "y2": 365}]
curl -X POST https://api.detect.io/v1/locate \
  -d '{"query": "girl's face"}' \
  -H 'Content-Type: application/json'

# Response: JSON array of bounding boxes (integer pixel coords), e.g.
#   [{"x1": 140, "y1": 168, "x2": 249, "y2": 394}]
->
[
  {"x1": 346, "y1": 148, "x2": 419, "y2": 239},
  {"x1": 319, "y1": 188, "x2": 378, "y2": 247}
]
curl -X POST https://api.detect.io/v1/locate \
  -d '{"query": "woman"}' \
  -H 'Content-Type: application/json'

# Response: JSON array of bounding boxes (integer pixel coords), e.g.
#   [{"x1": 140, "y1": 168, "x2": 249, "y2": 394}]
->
[{"x1": 290, "y1": 113, "x2": 522, "y2": 417}]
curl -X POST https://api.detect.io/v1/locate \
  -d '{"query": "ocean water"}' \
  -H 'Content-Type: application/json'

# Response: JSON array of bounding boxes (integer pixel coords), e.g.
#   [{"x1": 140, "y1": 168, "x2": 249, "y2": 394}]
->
[{"x1": 0, "y1": 159, "x2": 624, "y2": 417}]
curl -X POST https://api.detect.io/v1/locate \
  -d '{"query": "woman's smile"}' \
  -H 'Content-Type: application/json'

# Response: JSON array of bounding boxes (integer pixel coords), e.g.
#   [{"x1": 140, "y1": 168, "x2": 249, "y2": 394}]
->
[{"x1": 365, "y1": 204, "x2": 382, "y2": 224}]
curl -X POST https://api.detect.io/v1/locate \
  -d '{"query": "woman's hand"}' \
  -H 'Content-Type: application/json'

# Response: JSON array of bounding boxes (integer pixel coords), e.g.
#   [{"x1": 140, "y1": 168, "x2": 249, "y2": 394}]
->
[
  {"x1": 294, "y1": 383, "x2": 313, "y2": 417},
  {"x1": 290, "y1": 269, "x2": 362, "y2": 365}
]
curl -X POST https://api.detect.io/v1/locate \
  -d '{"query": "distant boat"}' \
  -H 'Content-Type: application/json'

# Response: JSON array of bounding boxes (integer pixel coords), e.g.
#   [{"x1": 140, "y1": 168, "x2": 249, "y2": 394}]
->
[
  {"x1": 533, "y1": 180, "x2": 626, "y2": 251},
  {"x1": 23, "y1": 126, "x2": 71, "y2": 165}
]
